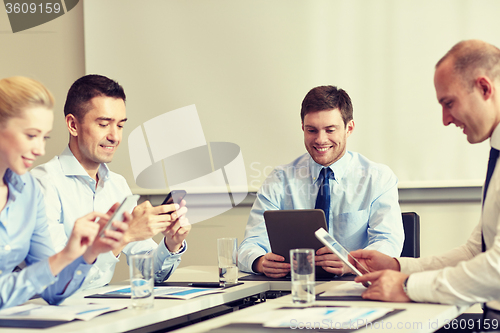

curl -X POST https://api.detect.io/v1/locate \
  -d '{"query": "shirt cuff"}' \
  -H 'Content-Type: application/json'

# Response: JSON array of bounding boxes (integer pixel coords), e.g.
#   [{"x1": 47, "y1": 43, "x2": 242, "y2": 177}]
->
[
  {"x1": 158, "y1": 238, "x2": 187, "y2": 259},
  {"x1": 56, "y1": 256, "x2": 92, "y2": 297},
  {"x1": 247, "y1": 250, "x2": 267, "y2": 274},
  {"x1": 71, "y1": 255, "x2": 93, "y2": 272},
  {"x1": 97, "y1": 251, "x2": 121, "y2": 264},
  {"x1": 29, "y1": 259, "x2": 57, "y2": 293},
  {"x1": 404, "y1": 270, "x2": 440, "y2": 303}
]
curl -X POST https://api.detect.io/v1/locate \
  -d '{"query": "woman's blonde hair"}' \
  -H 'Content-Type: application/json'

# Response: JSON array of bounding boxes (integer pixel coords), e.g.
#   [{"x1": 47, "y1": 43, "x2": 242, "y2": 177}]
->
[{"x1": 0, "y1": 76, "x2": 54, "y2": 124}]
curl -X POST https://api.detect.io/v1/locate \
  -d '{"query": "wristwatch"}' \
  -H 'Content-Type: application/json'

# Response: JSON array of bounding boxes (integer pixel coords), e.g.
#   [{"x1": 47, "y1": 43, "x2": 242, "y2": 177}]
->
[{"x1": 402, "y1": 276, "x2": 410, "y2": 296}]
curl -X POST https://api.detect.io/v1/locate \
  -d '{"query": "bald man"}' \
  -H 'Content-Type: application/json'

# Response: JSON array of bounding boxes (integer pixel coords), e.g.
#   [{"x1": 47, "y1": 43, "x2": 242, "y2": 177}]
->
[{"x1": 350, "y1": 40, "x2": 500, "y2": 328}]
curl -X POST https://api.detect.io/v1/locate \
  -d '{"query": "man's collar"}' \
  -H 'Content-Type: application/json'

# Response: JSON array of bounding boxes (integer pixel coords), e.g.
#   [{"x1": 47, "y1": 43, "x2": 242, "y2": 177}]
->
[
  {"x1": 309, "y1": 152, "x2": 351, "y2": 184},
  {"x1": 490, "y1": 123, "x2": 500, "y2": 151},
  {"x1": 60, "y1": 146, "x2": 110, "y2": 181}
]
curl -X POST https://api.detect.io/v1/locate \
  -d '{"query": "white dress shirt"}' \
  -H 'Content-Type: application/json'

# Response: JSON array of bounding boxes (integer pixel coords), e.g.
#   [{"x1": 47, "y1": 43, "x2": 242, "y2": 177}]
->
[
  {"x1": 31, "y1": 146, "x2": 186, "y2": 289},
  {"x1": 399, "y1": 124, "x2": 500, "y2": 307}
]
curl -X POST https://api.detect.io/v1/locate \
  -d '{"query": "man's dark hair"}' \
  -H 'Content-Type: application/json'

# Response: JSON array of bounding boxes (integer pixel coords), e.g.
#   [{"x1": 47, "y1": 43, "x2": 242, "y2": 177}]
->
[
  {"x1": 64, "y1": 74, "x2": 126, "y2": 121},
  {"x1": 300, "y1": 85, "x2": 353, "y2": 126}
]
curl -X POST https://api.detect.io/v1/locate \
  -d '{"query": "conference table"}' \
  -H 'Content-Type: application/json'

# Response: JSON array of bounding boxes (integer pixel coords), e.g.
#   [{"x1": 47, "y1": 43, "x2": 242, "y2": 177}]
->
[
  {"x1": 171, "y1": 279, "x2": 464, "y2": 333},
  {"x1": 0, "y1": 266, "x2": 465, "y2": 333},
  {"x1": 0, "y1": 266, "x2": 268, "y2": 333}
]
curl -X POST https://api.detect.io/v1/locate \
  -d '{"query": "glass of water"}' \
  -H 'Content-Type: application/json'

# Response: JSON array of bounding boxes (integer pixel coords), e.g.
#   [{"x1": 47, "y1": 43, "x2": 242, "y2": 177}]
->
[
  {"x1": 217, "y1": 238, "x2": 238, "y2": 287},
  {"x1": 290, "y1": 248, "x2": 315, "y2": 304},
  {"x1": 129, "y1": 253, "x2": 154, "y2": 310}
]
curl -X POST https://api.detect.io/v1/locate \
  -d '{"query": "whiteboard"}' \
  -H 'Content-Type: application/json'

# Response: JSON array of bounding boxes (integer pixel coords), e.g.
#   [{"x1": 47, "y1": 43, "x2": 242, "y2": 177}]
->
[{"x1": 83, "y1": 0, "x2": 499, "y2": 193}]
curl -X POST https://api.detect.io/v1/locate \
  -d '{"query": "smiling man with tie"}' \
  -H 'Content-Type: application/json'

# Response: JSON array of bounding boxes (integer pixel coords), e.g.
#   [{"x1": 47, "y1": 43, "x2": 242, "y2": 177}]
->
[{"x1": 238, "y1": 85, "x2": 404, "y2": 278}]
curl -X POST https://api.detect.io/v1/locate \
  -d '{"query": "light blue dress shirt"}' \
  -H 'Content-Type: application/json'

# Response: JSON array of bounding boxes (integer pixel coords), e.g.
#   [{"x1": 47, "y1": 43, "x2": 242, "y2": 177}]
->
[
  {"x1": 31, "y1": 146, "x2": 186, "y2": 289},
  {"x1": 238, "y1": 152, "x2": 404, "y2": 273},
  {"x1": 0, "y1": 169, "x2": 91, "y2": 309}
]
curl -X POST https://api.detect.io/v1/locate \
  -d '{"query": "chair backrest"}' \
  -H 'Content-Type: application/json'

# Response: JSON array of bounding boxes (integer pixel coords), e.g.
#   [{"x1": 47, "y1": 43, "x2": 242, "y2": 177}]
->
[{"x1": 401, "y1": 212, "x2": 420, "y2": 258}]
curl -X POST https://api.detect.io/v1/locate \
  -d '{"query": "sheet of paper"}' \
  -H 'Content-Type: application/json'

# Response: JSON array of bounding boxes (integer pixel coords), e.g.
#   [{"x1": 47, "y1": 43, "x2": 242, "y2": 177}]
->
[
  {"x1": 0, "y1": 303, "x2": 127, "y2": 321},
  {"x1": 103, "y1": 286, "x2": 223, "y2": 300},
  {"x1": 234, "y1": 309, "x2": 292, "y2": 324},
  {"x1": 263, "y1": 307, "x2": 393, "y2": 329},
  {"x1": 320, "y1": 281, "x2": 367, "y2": 296}
]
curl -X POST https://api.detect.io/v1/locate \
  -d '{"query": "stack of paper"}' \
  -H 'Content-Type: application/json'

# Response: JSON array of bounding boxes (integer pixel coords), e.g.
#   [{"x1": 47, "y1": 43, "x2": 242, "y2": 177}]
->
[{"x1": 320, "y1": 281, "x2": 367, "y2": 297}]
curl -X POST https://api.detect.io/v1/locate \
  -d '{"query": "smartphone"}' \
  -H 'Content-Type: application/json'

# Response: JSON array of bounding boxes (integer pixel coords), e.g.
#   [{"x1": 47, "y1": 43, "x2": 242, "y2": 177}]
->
[
  {"x1": 315, "y1": 227, "x2": 371, "y2": 287},
  {"x1": 99, "y1": 194, "x2": 139, "y2": 238},
  {"x1": 161, "y1": 190, "x2": 187, "y2": 206}
]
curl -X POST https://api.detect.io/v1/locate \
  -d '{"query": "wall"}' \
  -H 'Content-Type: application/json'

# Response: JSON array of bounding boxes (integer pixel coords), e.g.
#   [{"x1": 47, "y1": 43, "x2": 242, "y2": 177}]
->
[
  {"x1": 0, "y1": 2, "x2": 485, "y2": 285},
  {"x1": 83, "y1": 0, "x2": 500, "y2": 194},
  {"x1": 0, "y1": 3, "x2": 85, "y2": 161}
]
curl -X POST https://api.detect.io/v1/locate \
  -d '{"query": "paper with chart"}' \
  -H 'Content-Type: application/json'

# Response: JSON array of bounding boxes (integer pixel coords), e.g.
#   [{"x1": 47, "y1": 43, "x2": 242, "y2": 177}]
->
[
  {"x1": 0, "y1": 303, "x2": 126, "y2": 321},
  {"x1": 101, "y1": 286, "x2": 223, "y2": 299},
  {"x1": 262, "y1": 307, "x2": 394, "y2": 329}
]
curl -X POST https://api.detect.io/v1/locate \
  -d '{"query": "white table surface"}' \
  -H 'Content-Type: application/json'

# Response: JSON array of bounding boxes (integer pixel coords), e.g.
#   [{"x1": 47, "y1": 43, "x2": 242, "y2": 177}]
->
[
  {"x1": 1, "y1": 266, "x2": 269, "y2": 333},
  {"x1": 170, "y1": 280, "x2": 465, "y2": 333}
]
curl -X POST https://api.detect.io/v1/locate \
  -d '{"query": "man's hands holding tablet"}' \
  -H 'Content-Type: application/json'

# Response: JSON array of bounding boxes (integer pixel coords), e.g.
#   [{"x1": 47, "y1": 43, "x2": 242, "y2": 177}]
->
[
  {"x1": 253, "y1": 253, "x2": 291, "y2": 278},
  {"x1": 255, "y1": 251, "x2": 355, "y2": 278}
]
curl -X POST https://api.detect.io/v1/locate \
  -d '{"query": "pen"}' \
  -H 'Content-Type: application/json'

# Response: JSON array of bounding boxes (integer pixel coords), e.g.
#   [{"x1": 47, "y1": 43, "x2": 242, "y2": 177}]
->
[{"x1": 188, "y1": 282, "x2": 221, "y2": 288}]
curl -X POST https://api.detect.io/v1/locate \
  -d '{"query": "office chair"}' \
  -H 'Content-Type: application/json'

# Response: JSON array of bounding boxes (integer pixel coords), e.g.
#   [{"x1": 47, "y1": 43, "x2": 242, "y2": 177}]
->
[{"x1": 401, "y1": 212, "x2": 420, "y2": 258}]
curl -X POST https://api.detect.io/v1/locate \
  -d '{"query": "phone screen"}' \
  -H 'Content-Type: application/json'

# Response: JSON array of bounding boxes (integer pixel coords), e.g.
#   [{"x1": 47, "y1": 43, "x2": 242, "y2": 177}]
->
[{"x1": 162, "y1": 190, "x2": 187, "y2": 205}]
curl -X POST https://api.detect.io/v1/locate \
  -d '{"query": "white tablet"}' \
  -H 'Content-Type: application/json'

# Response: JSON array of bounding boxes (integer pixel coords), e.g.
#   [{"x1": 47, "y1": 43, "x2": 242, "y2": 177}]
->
[{"x1": 315, "y1": 228, "x2": 371, "y2": 287}]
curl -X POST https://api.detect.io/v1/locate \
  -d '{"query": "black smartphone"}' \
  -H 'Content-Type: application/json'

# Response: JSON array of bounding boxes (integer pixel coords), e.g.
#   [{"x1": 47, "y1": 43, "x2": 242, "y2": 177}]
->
[{"x1": 161, "y1": 190, "x2": 187, "y2": 206}]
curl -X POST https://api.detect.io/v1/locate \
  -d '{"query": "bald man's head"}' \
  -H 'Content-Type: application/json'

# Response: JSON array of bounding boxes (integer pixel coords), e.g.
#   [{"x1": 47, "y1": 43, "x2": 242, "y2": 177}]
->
[{"x1": 436, "y1": 39, "x2": 500, "y2": 91}]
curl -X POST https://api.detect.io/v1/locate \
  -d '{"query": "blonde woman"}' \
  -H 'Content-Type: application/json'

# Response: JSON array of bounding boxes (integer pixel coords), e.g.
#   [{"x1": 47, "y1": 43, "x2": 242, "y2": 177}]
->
[{"x1": 0, "y1": 77, "x2": 129, "y2": 309}]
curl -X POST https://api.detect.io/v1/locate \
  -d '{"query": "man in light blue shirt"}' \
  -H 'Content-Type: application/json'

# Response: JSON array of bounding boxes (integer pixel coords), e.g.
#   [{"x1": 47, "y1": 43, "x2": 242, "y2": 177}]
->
[
  {"x1": 238, "y1": 85, "x2": 404, "y2": 278},
  {"x1": 31, "y1": 75, "x2": 190, "y2": 289}
]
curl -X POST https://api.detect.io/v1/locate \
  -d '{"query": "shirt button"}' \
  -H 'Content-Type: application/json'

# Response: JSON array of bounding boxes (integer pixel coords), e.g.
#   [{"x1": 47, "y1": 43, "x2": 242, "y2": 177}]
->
[
  {"x1": 161, "y1": 251, "x2": 165, "y2": 256},
  {"x1": 4, "y1": 245, "x2": 10, "y2": 251},
  {"x1": 76, "y1": 270, "x2": 82, "y2": 275},
  {"x1": 0, "y1": 270, "x2": 3, "y2": 274}
]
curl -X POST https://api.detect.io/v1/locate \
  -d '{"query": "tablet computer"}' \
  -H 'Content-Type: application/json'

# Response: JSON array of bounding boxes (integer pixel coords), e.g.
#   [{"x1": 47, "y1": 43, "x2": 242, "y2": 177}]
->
[
  {"x1": 315, "y1": 227, "x2": 370, "y2": 287},
  {"x1": 264, "y1": 209, "x2": 331, "y2": 277}
]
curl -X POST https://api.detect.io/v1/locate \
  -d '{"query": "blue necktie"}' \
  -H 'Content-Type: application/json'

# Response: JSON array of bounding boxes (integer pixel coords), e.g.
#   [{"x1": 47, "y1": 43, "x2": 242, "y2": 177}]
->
[
  {"x1": 482, "y1": 148, "x2": 499, "y2": 252},
  {"x1": 315, "y1": 168, "x2": 333, "y2": 231}
]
